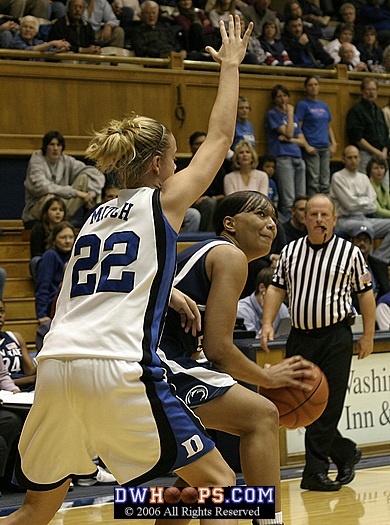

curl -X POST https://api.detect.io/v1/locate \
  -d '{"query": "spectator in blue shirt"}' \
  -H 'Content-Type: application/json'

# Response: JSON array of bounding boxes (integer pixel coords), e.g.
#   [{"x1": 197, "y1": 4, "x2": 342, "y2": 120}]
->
[
  {"x1": 34, "y1": 222, "x2": 75, "y2": 324},
  {"x1": 295, "y1": 75, "x2": 337, "y2": 195},
  {"x1": 267, "y1": 84, "x2": 313, "y2": 218},
  {"x1": 9, "y1": 15, "x2": 71, "y2": 56},
  {"x1": 237, "y1": 266, "x2": 289, "y2": 338}
]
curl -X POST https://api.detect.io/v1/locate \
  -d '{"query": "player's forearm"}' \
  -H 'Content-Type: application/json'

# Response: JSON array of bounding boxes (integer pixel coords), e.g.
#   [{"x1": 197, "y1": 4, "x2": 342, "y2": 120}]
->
[
  {"x1": 207, "y1": 62, "x2": 239, "y2": 151},
  {"x1": 208, "y1": 342, "x2": 268, "y2": 386},
  {"x1": 358, "y1": 291, "x2": 376, "y2": 338}
]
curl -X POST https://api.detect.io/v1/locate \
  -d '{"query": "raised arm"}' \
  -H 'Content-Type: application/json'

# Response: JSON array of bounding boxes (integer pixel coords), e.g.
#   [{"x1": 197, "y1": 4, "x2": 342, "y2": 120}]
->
[{"x1": 161, "y1": 16, "x2": 252, "y2": 227}]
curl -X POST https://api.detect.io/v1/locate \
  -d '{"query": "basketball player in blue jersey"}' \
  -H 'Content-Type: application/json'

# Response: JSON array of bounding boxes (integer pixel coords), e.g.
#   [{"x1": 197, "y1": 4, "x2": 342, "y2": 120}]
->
[
  {"x1": 2, "y1": 16, "x2": 259, "y2": 525},
  {"x1": 157, "y1": 191, "x2": 317, "y2": 525}
]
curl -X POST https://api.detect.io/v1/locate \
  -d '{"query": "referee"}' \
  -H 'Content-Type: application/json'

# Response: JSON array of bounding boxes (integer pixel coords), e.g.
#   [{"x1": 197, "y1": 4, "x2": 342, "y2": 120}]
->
[{"x1": 260, "y1": 194, "x2": 376, "y2": 491}]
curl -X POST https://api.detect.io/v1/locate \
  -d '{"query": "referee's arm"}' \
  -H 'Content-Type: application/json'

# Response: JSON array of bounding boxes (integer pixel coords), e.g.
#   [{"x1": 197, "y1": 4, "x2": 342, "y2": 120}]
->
[
  {"x1": 356, "y1": 290, "x2": 376, "y2": 360},
  {"x1": 260, "y1": 284, "x2": 287, "y2": 353}
]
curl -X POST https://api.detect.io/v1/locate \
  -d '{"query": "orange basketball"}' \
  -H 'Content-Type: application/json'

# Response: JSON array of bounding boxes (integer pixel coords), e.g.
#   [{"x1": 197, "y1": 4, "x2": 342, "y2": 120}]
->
[
  {"x1": 259, "y1": 363, "x2": 329, "y2": 429},
  {"x1": 164, "y1": 487, "x2": 182, "y2": 504},
  {"x1": 181, "y1": 487, "x2": 199, "y2": 504}
]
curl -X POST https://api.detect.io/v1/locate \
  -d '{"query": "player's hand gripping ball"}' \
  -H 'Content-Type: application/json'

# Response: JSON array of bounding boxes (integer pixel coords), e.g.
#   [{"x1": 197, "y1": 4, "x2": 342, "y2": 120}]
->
[{"x1": 259, "y1": 363, "x2": 329, "y2": 429}]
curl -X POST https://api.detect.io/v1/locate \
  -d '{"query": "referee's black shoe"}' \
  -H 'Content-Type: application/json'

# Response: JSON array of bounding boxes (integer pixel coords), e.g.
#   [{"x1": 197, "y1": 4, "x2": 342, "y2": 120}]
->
[
  {"x1": 336, "y1": 448, "x2": 362, "y2": 485},
  {"x1": 300, "y1": 473, "x2": 341, "y2": 491}
]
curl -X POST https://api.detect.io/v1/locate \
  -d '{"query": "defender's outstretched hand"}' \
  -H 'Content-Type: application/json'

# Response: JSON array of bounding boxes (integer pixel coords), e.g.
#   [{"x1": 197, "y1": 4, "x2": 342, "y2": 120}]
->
[{"x1": 205, "y1": 15, "x2": 253, "y2": 66}]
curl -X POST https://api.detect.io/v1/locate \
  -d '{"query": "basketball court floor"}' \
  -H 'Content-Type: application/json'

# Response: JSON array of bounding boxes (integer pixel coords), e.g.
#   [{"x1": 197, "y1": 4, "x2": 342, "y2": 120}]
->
[{"x1": 1, "y1": 460, "x2": 389, "y2": 524}]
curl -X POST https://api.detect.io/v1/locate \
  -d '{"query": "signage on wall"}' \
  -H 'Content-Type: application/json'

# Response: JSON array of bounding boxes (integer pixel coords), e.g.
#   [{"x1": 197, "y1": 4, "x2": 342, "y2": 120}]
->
[{"x1": 286, "y1": 352, "x2": 390, "y2": 454}]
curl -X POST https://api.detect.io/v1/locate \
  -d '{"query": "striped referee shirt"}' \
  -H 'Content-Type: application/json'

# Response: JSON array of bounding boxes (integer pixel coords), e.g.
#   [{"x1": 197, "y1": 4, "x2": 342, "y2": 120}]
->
[{"x1": 272, "y1": 235, "x2": 373, "y2": 330}]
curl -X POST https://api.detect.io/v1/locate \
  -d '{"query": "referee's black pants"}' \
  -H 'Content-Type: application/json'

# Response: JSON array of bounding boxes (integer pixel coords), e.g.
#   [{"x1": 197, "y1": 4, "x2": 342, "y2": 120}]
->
[{"x1": 286, "y1": 321, "x2": 356, "y2": 477}]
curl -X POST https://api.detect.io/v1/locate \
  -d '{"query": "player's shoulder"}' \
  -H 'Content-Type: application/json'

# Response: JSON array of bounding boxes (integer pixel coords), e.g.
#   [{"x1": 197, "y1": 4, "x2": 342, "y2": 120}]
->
[{"x1": 206, "y1": 241, "x2": 247, "y2": 268}]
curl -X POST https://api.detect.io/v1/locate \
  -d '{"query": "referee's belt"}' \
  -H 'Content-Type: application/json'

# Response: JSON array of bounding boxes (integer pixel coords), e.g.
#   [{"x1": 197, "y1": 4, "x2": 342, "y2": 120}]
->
[{"x1": 291, "y1": 317, "x2": 353, "y2": 335}]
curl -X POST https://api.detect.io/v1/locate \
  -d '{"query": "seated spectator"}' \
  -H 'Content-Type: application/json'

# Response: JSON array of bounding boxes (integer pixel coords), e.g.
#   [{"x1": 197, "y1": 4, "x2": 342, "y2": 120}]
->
[
  {"x1": 0, "y1": 266, "x2": 5, "y2": 300},
  {"x1": 282, "y1": 15, "x2": 334, "y2": 68},
  {"x1": 224, "y1": 140, "x2": 269, "y2": 195},
  {"x1": 175, "y1": 0, "x2": 216, "y2": 51},
  {"x1": 260, "y1": 19, "x2": 293, "y2": 66},
  {"x1": 237, "y1": 266, "x2": 289, "y2": 338},
  {"x1": 358, "y1": 0, "x2": 390, "y2": 49},
  {"x1": 83, "y1": 0, "x2": 125, "y2": 48},
  {"x1": 259, "y1": 154, "x2": 278, "y2": 211},
  {"x1": 130, "y1": 0, "x2": 186, "y2": 58},
  {"x1": 9, "y1": 15, "x2": 71, "y2": 56},
  {"x1": 34, "y1": 221, "x2": 75, "y2": 324},
  {"x1": 356, "y1": 25, "x2": 383, "y2": 71},
  {"x1": 367, "y1": 157, "x2": 390, "y2": 218},
  {"x1": 338, "y1": 41, "x2": 368, "y2": 71},
  {"x1": 107, "y1": 0, "x2": 137, "y2": 38},
  {"x1": 0, "y1": 299, "x2": 36, "y2": 391},
  {"x1": 240, "y1": 0, "x2": 282, "y2": 40},
  {"x1": 294, "y1": 0, "x2": 329, "y2": 28},
  {"x1": 29, "y1": 196, "x2": 67, "y2": 282},
  {"x1": 151, "y1": 0, "x2": 179, "y2": 24},
  {"x1": 0, "y1": 0, "x2": 46, "y2": 19},
  {"x1": 232, "y1": 95, "x2": 256, "y2": 152},
  {"x1": 208, "y1": 0, "x2": 238, "y2": 32},
  {"x1": 113, "y1": 0, "x2": 140, "y2": 21},
  {"x1": 0, "y1": 17, "x2": 19, "y2": 49},
  {"x1": 284, "y1": 0, "x2": 324, "y2": 40},
  {"x1": 49, "y1": 0, "x2": 102, "y2": 55},
  {"x1": 245, "y1": 18, "x2": 267, "y2": 64},
  {"x1": 350, "y1": 225, "x2": 389, "y2": 311},
  {"x1": 372, "y1": 43, "x2": 390, "y2": 81},
  {"x1": 330, "y1": 145, "x2": 390, "y2": 265},
  {"x1": 324, "y1": 23, "x2": 360, "y2": 65},
  {"x1": 22, "y1": 130, "x2": 105, "y2": 228},
  {"x1": 281, "y1": 195, "x2": 308, "y2": 243},
  {"x1": 338, "y1": 2, "x2": 364, "y2": 44},
  {"x1": 376, "y1": 290, "x2": 390, "y2": 330}
]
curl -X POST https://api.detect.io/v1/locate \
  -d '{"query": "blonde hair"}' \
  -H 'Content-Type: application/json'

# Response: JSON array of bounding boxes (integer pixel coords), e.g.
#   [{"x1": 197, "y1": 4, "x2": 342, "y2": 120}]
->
[
  {"x1": 86, "y1": 115, "x2": 171, "y2": 186},
  {"x1": 232, "y1": 140, "x2": 258, "y2": 170}
]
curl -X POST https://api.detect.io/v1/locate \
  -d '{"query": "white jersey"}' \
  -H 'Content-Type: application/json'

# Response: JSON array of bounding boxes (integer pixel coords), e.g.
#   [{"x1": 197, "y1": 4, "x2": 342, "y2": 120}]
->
[{"x1": 39, "y1": 187, "x2": 177, "y2": 365}]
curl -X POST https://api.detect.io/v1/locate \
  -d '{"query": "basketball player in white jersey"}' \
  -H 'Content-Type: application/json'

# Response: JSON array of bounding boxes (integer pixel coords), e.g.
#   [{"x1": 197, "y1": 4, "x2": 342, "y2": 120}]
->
[{"x1": 3, "y1": 16, "x2": 253, "y2": 525}]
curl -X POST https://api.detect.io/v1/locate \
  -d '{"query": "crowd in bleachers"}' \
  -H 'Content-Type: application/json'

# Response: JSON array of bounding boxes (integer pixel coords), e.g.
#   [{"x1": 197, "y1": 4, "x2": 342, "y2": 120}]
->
[
  {"x1": 1, "y1": 70, "x2": 386, "y2": 337},
  {"x1": 2, "y1": 0, "x2": 390, "y2": 69}
]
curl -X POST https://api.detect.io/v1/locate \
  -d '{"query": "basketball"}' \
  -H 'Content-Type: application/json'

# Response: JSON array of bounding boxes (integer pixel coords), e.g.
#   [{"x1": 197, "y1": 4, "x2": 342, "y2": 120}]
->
[
  {"x1": 181, "y1": 487, "x2": 199, "y2": 504},
  {"x1": 164, "y1": 487, "x2": 182, "y2": 504},
  {"x1": 259, "y1": 363, "x2": 329, "y2": 429}
]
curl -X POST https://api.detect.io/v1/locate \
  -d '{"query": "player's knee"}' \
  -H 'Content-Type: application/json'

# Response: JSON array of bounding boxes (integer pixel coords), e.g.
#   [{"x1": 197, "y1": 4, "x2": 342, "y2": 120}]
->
[{"x1": 254, "y1": 397, "x2": 280, "y2": 431}]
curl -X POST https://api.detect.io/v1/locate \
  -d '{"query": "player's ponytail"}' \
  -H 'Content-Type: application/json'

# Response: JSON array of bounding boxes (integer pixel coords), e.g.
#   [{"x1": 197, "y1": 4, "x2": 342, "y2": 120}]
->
[{"x1": 86, "y1": 115, "x2": 171, "y2": 186}]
